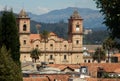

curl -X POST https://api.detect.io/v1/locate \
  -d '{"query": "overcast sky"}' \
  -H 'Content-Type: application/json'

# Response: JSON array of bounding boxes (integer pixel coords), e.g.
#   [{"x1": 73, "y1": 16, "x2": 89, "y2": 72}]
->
[{"x1": 0, "y1": 0, "x2": 97, "y2": 15}]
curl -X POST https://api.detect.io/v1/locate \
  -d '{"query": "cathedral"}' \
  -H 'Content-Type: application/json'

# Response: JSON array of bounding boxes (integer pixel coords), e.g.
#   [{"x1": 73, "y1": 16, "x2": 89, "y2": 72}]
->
[{"x1": 17, "y1": 9, "x2": 84, "y2": 64}]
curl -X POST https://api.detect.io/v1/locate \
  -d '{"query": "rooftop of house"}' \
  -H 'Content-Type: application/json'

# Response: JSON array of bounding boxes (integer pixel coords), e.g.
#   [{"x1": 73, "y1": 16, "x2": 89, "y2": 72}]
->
[
  {"x1": 85, "y1": 78, "x2": 120, "y2": 81},
  {"x1": 80, "y1": 63, "x2": 120, "y2": 73},
  {"x1": 22, "y1": 63, "x2": 120, "y2": 81},
  {"x1": 47, "y1": 64, "x2": 80, "y2": 70},
  {"x1": 48, "y1": 63, "x2": 120, "y2": 73},
  {"x1": 112, "y1": 53, "x2": 120, "y2": 57},
  {"x1": 22, "y1": 63, "x2": 120, "y2": 74},
  {"x1": 23, "y1": 74, "x2": 70, "y2": 81},
  {"x1": 23, "y1": 77, "x2": 49, "y2": 81}
]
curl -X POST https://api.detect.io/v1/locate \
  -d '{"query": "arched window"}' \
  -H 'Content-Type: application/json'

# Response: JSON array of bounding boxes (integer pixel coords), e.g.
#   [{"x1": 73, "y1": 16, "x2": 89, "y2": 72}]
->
[
  {"x1": 76, "y1": 24, "x2": 80, "y2": 31},
  {"x1": 64, "y1": 55, "x2": 67, "y2": 60},
  {"x1": 88, "y1": 60, "x2": 90, "y2": 63},
  {"x1": 76, "y1": 40, "x2": 79, "y2": 44},
  {"x1": 84, "y1": 60, "x2": 86, "y2": 63},
  {"x1": 23, "y1": 24, "x2": 27, "y2": 31},
  {"x1": 23, "y1": 40, "x2": 26, "y2": 45},
  {"x1": 64, "y1": 45, "x2": 67, "y2": 50},
  {"x1": 50, "y1": 44, "x2": 53, "y2": 50},
  {"x1": 50, "y1": 55, "x2": 53, "y2": 60},
  {"x1": 36, "y1": 45, "x2": 39, "y2": 48}
]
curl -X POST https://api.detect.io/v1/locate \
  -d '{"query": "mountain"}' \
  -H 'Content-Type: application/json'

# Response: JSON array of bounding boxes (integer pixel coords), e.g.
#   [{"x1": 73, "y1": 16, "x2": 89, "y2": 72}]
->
[
  {"x1": 0, "y1": 8, "x2": 108, "y2": 44},
  {"x1": 28, "y1": 7, "x2": 106, "y2": 29}
]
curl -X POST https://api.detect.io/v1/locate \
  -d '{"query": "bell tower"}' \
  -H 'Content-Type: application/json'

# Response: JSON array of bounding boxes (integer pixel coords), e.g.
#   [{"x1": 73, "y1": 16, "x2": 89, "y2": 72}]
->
[
  {"x1": 17, "y1": 9, "x2": 31, "y2": 62},
  {"x1": 68, "y1": 10, "x2": 83, "y2": 50}
]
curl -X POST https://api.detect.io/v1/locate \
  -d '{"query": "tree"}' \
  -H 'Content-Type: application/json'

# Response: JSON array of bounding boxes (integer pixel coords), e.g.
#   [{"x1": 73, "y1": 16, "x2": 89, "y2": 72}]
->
[
  {"x1": 30, "y1": 48, "x2": 40, "y2": 63},
  {"x1": 41, "y1": 30, "x2": 49, "y2": 62},
  {"x1": 0, "y1": 9, "x2": 20, "y2": 64},
  {"x1": 92, "y1": 47, "x2": 106, "y2": 63},
  {"x1": 0, "y1": 17, "x2": 2, "y2": 47},
  {"x1": 103, "y1": 37, "x2": 116, "y2": 62},
  {"x1": 93, "y1": 0, "x2": 120, "y2": 43},
  {"x1": 0, "y1": 46, "x2": 22, "y2": 81},
  {"x1": 103, "y1": 37, "x2": 116, "y2": 50}
]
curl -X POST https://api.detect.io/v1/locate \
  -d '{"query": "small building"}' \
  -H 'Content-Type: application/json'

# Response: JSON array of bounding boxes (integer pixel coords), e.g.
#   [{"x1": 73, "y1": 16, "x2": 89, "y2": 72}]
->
[{"x1": 111, "y1": 53, "x2": 120, "y2": 63}]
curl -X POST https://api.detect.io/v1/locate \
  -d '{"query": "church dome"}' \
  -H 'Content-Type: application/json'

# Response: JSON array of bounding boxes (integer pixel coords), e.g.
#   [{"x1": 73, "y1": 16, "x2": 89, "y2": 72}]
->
[{"x1": 19, "y1": 9, "x2": 28, "y2": 18}]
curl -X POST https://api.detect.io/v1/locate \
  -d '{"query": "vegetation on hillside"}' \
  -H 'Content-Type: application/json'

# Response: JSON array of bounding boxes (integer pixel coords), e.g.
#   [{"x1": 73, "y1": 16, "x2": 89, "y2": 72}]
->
[
  {"x1": 31, "y1": 21, "x2": 108, "y2": 44},
  {"x1": 84, "y1": 30, "x2": 108, "y2": 44},
  {"x1": 31, "y1": 21, "x2": 68, "y2": 39}
]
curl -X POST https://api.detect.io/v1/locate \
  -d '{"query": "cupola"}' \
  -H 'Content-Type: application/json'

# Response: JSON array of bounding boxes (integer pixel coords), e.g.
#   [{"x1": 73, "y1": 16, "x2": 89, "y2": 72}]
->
[
  {"x1": 71, "y1": 10, "x2": 82, "y2": 19},
  {"x1": 19, "y1": 9, "x2": 28, "y2": 18}
]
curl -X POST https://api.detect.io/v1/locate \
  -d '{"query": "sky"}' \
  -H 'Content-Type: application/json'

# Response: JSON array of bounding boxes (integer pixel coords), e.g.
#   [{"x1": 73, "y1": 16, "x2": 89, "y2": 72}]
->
[{"x1": 0, "y1": 0, "x2": 97, "y2": 15}]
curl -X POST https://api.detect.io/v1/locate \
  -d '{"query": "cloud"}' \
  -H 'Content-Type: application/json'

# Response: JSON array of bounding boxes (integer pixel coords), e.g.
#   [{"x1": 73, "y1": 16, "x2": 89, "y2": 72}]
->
[
  {"x1": 32, "y1": 7, "x2": 51, "y2": 15},
  {"x1": 0, "y1": 5, "x2": 19, "y2": 12},
  {"x1": 0, "y1": 5, "x2": 4, "y2": 11}
]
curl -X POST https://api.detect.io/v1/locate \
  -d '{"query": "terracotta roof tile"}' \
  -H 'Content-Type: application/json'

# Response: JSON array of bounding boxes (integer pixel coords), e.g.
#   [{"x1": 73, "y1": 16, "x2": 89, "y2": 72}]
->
[
  {"x1": 30, "y1": 34, "x2": 41, "y2": 41},
  {"x1": 114, "y1": 68, "x2": 120, "y2": 73},
  {"x1": 112, "y1": 53, "x2": 120, "y2": 57},
  {"x1": 48, "y1": 64, "x2": 80, "y2": 70},
  {"x1": 85, "y1": 78, "x2": 120, "y2": 81},
  {"x1": 46, "y1": 74, "x2": 70, "y2": 81},
  {"x1": 23, "y1": 77, "x2": 49, "y2": 81},
  {"x1": 80, "y1": 63, "x2": 120, "y2": 73}
]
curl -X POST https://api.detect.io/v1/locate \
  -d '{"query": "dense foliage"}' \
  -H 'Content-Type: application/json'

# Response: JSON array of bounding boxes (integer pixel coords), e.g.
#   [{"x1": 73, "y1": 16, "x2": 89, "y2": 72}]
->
[
  {"x1": 0, "y1": 10, "x2": 20, "y2": 64},
  {"x1": 30, "y1": 48, "x2": 40, "y2": 62},
  {"x1": 94, "y1": 0, "x2": 120, "y2": 43},
  {"x1": 103, "y1": 37, "x2": 116, "y2": 50},
  {"x1": 0, "y1": 46, "x2": 22, "y2": 81},
  {"x1": 0, "y1": 9, "x2": 22, "y2": 81}
]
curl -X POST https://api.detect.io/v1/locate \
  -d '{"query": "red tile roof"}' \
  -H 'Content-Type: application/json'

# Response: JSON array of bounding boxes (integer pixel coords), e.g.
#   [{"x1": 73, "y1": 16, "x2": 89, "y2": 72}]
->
[
  {"x1": 80, "y1": 63, "x2": 120, "y2": 73},
  {"x1": 23, "y1": 77, "x2": 49, "y2": 81},
  {"x1": 46, "y1": 74, "x2": 70, "y2": 81},
  {"x1": 30, "y1": 34, "x2": 41, "y2": 41},
  {"x1": 48, "y1": 63, "x2": 120, "y2": 74},
  {"x1": 85, "y1": 78, "x2": 120, "y2": 81},
  {"x1": 24, "y1": 74, "x2": 70, "y2": 81},
  {"x1": 112, "y1": 53, "x2": 120, "y2": 57},
  {"x1": 48, "y1": 64, "x2": 80, "y2": 70},
  {"x1": 114, "y1": 68, "x2": 120, "y2": 73}
]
